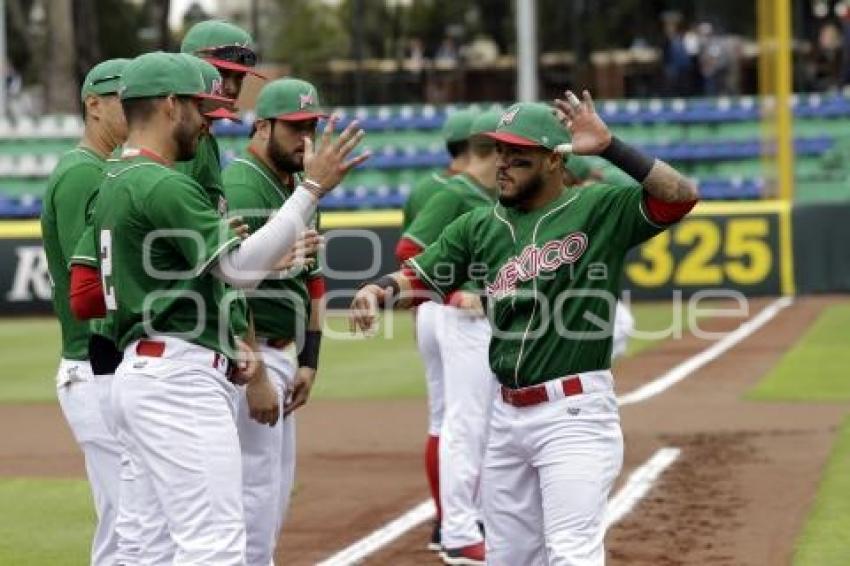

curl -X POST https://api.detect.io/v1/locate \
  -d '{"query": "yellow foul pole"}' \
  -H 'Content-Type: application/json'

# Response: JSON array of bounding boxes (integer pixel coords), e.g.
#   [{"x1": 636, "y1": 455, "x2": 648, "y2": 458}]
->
[{"x1": 758, "y1": 0, "x2": 795, "y2": 202}]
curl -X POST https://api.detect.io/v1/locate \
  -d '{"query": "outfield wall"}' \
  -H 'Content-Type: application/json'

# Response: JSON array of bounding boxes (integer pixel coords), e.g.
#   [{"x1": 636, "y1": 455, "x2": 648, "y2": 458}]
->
[{"x1": 0, "y1": 201, "x2": 843, "y2": 315}]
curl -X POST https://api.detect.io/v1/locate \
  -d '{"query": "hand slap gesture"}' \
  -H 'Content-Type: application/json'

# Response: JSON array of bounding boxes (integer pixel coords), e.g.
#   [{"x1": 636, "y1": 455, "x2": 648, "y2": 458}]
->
[
  {"x1": 303, "y1": 116, "x2": 371, "y2": 196},
  {"x1": 553, "y1": 90, "x2": 613, "y2": 156}
]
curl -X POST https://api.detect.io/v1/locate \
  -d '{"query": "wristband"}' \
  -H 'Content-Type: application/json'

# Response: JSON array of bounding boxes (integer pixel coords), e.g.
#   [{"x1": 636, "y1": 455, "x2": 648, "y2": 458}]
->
[
  {"x1": 297, "y1": 330, "x2": 322, "y2": 370},
  {"x1": 600, "y1": 136, "x2": 655, "y2": 182},
  {"x1": 301, "y1": 178, "x2": 323, "y2": 199}
]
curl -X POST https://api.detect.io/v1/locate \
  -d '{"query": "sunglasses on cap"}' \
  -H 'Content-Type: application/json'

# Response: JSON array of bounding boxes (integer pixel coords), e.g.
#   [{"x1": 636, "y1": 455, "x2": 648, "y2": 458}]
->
[{"x1": 197, "y1": 45, "x2": 257, "y2": 67}]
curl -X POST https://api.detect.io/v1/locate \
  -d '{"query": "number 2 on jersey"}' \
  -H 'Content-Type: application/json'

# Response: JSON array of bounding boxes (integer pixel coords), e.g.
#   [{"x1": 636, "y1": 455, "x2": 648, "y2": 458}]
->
[{"x1": 100, "y1": 229, "x2": 118, "y2": 310}]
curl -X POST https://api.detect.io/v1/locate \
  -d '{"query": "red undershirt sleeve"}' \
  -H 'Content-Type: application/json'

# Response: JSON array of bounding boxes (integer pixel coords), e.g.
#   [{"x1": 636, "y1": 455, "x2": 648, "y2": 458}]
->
[
  {"x1": 644, "y1": 193, "x2": 697, "y2": 224},
  {"x1": 395, "y1": 237, "x2": 423, "y2": 263},
  {"x1": 69, "y1": 265, "x2": 106, "y2": 320}
]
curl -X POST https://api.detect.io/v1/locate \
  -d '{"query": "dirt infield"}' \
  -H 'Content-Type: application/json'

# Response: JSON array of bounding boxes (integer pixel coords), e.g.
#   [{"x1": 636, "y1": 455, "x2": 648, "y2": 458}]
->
[{"x1": 1, "y1": 296, "x2": 848, "y2": 565}]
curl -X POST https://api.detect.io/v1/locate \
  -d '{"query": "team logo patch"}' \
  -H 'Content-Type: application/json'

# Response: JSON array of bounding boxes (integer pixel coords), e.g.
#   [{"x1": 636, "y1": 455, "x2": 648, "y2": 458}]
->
[
  {"x1": 485, "y1": 232, "x2": 589, "y2": 299},
  {"x1": 299, "y1": 91, "x2": 315, "y2": 109},
  {"x1": 499, "y1": 107, "x2": 519, "y2": 127}
]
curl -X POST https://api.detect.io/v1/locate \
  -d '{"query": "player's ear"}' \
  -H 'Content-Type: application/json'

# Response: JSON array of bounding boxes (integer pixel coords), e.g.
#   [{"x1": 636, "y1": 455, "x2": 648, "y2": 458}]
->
[
  {"x1": 255, "y1": 119, "x2": 272, "y2": 142},
  {"x1": 84, "y1": 95, "x2": 100, "y2": 121}
]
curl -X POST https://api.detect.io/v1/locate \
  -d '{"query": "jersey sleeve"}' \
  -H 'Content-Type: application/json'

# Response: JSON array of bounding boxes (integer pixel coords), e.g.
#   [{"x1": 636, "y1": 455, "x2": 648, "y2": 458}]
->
[
  {"x1": 145, "y1": 175, "x2": 240, "y2": 276},
  {"x1": 590, "y1": 184, "x2": 676, "y2": 249},
  {"x1": 69, "y1": 224, "x2": 99, "y2": 268},
  {"x1": 52, "y1": 163, "x2": 103, "y2": 264},
  {"x1": 405, "y1": 211, "x2": 474, "y2": 299},
  {"x1": 404, "y1": 189, "x2": 466, "y2": 248}
]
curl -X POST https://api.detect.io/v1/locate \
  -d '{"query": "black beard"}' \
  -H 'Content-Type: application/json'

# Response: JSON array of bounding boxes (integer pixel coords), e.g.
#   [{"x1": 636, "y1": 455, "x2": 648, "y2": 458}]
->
[
  {"x1": 174, "y1": 117, "x2": 199, "y2": 161},
  {"x1": 268, "y1": 134, "x2": 302, "y2": 174},
  {"x1": 499, "y1": 172, "x2": 544, "y2": 208}
]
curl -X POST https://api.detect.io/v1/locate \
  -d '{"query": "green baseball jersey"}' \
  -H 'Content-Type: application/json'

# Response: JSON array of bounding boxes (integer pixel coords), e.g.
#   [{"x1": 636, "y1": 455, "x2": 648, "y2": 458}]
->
[
  {"x1": 41, "y1": 147, "x2": 106, "y2": 360},
  {"x1": 408, "y1": 183, "x2": 674, "y2": 388},
  {"x1": 401, "y1": 170, "x2": 449, "y2": 232},
  {"x1": 223, "y1": 151, "x2": 320, "y2": 340},
  {"x1": 91, "y1": 152, "x2": 241, "y2": 355},
  {"x1": 176, "y1": 134, "x2": 251, "y2": 338},
  {"x1": 404, "y1": 173, "x2": 496, "y2": 248}
]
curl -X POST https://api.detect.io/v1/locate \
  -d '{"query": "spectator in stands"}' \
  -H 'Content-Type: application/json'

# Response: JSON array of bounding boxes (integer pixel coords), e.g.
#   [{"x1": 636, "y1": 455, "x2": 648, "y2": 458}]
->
[
  {"x1": 661, "y1": 12, "x2": 696, "y2": 96},
  {"x1": 814, "y1": 20, "x2": 843, "y2": 91},
  {"x1": 436, "y1": 36, "x2": 460, "y2": 67}
]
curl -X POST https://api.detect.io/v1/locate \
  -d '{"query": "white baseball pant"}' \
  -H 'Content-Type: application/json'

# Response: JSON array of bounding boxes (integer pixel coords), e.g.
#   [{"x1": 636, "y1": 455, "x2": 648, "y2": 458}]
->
[
  {"x1": 482, "y1": 370, "x2": 623, "y2": 566},
  {"x1": 56, "y1": 359, "x2": 121, "y2": 566},
  {"x1": 437, "y1": 306, "x2": 497, "y2": 549},
  {"x1": 111, "y1": 337, "x2": 246, "y2": 565},
  {"x1": 416, "y1": 301, "x2": 445, "y2": 436},
  {"x1": 236, "y1": 342, "x2": 297, "y2": 566},
  {"x1": 611, "y1": 301, "x2": 634, "y2": 360}
]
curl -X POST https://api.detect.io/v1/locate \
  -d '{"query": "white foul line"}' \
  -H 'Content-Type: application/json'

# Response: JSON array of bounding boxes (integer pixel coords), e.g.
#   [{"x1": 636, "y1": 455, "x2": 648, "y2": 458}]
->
[
  {"x1": 604, "y1": 447, "x2": 681, "y2": 528},
  {"x1": 617, "y1": 296, "x2": 793, "y2": 406},
  {"x1": 316, "y1": 500, "x2": 436, "y2": 566},
  {"x1": 319, "y1": 296, "x2": 793, "y2": 564}
]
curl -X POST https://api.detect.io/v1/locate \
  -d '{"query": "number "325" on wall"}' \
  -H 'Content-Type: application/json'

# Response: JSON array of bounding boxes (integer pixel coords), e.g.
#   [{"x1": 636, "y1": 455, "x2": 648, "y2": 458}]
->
[{"x1": 626, "y1": 217, "x2": 776, "y2": 288}]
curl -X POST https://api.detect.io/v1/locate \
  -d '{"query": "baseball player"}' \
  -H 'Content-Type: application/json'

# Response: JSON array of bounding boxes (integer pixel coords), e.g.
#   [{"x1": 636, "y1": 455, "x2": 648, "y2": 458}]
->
[
  {"x1": 401, "y1": 108, "x2": 477, "y2": 232},
  {"x1": 68, "y1": 51, "x2": 366, "y2": 563},
  {"x1": 396, "y1": 109, "x2": 502, "y2": 564},
  {"x1": 178, "y1": 19, "x2": 265, "y2": 206},
  {"x1": 561, "y1": 155, "x2": 635, "y2": 359},
  {"x1": 350, "y1": 93, "x2": 698, "y2": 565},
  {"x1": 398, "y1": 107, "x2": 477, "y2": 550},
  {"x1": 222, "y1": 77, "x2": 329, "y2": 565},
  {"x1": 41, "y1": 58, "x2": 129, "y2": 566},
  {"x1": 69, "y1": 53, "x2": 250, "y2": 565}
]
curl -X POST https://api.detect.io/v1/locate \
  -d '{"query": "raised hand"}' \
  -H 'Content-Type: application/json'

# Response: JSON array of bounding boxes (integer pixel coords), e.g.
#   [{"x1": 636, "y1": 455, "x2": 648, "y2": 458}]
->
[
  {"x1": 553, "y1": 90, "x2": 612, "y2": 156},
  {"x1": 303, "y1": 116, "x2": 372, "y2": 197}
]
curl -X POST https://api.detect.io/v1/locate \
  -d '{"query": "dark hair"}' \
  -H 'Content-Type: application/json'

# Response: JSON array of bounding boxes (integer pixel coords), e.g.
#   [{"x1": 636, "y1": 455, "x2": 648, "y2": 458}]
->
[
  {"x1": 120, "y1": 97, "x2": 162, "y2": 128},
  {"x1": 446, "y1": 139, "x2": 469, "y2": 159}
]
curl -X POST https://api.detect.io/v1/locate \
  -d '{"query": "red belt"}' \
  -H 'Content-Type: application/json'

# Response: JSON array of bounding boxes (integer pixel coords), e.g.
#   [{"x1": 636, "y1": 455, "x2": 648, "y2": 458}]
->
[
  {"x1": 136, "y1": 339, "x2": 233, "y2": 377},
  {"x1": 501, "y1": 376, "x2": 584, "y2": 407}
]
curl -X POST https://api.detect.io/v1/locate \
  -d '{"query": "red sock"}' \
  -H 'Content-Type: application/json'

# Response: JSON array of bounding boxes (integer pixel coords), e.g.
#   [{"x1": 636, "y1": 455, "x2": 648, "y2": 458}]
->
[{"x1": 425, "y1": 434, "x2": 441, "y2": 520}]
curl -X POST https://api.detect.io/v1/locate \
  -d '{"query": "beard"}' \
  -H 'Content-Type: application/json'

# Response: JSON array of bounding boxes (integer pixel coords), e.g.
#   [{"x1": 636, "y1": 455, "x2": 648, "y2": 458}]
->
[
  {"x1": 499, "y1": 172, "x2": 544, "y2": 208},
  {"x1": 174, "y1": 111, "x2": 200, "y2": 162},
  {"x1": 268, "y1": 134, "x2": 302, "y2": 174}
]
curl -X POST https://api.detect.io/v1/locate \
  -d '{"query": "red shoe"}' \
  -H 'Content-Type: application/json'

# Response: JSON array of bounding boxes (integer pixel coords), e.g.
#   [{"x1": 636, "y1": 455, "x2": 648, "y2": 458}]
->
[{"x1": 440, "y1": 541, "x2": 485, "y2": 565}]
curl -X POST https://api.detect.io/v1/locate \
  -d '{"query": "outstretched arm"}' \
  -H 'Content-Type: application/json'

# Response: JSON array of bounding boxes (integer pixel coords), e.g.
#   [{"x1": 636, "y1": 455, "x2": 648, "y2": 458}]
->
[{"x1": 554, "y1": 90, "x2": 699, "y2": 204}]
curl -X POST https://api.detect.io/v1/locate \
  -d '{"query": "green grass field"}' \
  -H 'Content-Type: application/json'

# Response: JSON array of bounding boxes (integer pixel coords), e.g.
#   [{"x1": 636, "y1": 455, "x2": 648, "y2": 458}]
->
[{"x1": 747, "y1": 304, "x2": 850, "y2": 402}]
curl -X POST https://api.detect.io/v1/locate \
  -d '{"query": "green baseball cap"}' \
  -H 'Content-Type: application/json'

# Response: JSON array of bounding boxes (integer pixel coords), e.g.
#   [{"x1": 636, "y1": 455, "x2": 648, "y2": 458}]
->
[
  {"x1": 181, "y1": 20, "x2": 264, "y2": 77},
  {"x1": 469, "y1": 108, "x2": 502, "y2": 137},
  {"x1": 119, "y1": 52, "x2": 233, "y2": 109},
  {"x1": 441, "y1": 108, "x2": 477, "y2": 143},
  {"x1": 80, "y1": 58, "x2": 130, "y2": 101},
  {"x1": 485, "y1": 102, "x2": 570, "y2": 150},
  {"x1": 255, "y1": 78, "x2": 327, "y2": 122},
  {"x1": 180, "y1": 54, "x2": 240, "y2": 121}
]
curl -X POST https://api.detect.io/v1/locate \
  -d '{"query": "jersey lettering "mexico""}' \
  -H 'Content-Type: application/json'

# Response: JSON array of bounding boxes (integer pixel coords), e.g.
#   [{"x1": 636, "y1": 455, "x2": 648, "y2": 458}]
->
[{"x1": 485, "y1": 232, "x2": 588, "y2": 299}]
